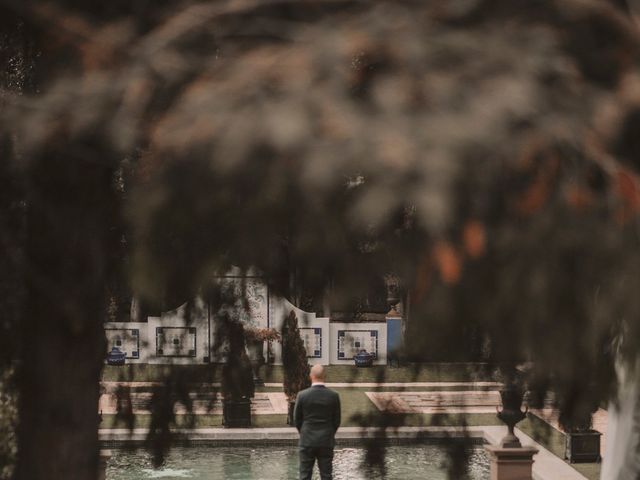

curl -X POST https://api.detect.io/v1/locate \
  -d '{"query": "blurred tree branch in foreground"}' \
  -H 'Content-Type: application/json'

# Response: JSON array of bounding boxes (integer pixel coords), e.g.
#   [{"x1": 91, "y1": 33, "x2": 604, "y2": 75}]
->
[{"x1": 2, "y1": 0, "x2": 640, "y2": 478}]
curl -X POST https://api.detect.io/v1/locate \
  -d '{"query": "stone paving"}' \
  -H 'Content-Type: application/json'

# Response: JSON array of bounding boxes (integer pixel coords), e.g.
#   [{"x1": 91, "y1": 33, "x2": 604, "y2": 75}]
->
[
  {"x1": 101, "y1": 381, "x2": 502, "y2": 388},
  {"x1": 267, "y1": 381, "x2": 502, "y2": 388},
  {"x1": 99, "y1": 391, "x2": 288, "y2": 415},
  {"x1": 366, "y1": 390, "x2": 501, "y2": 414}
]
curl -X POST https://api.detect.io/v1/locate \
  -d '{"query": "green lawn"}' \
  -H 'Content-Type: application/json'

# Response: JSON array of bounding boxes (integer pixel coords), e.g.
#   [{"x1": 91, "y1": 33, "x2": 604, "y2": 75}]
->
[
  {"x1": 102, "y1": 363, "x2": 493, "y2": 383},
  {"x1": 100, "y1": 386, "x2": 502, "y2": 430}
]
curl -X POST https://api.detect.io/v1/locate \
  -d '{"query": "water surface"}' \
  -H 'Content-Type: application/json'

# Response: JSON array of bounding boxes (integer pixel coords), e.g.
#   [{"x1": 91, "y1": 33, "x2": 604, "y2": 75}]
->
[{"x1": 108, "y1": 445, "x2": 490, "y2": 479}]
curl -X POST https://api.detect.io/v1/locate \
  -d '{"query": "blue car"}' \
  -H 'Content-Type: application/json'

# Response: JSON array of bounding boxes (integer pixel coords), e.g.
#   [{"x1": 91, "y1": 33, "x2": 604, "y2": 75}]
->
[
  {"x1": 354, "y1": 349, "x2": 374, "y2": 367},
  {"x1": 106, "y1": 347, "x2": 126, "y2": 365}
]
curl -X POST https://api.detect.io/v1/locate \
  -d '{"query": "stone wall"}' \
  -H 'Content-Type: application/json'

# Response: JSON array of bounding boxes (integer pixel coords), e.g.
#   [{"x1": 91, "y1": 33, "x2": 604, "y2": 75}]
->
[
  {"x1": 104, "y1": 277, "x2": 389, "y2": 366},
  {"x1": 146, "y1": 298, "x2": 210, "y2": 364}
]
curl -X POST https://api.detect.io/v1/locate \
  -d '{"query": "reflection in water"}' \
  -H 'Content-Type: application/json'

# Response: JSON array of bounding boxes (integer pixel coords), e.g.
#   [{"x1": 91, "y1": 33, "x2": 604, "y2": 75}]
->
[
  {"x1": 108, "y1": 445, "x2": 489, "y2": 479},
  {"x1": 142, "y1": 468, "x2": 192, "y2": 478}
]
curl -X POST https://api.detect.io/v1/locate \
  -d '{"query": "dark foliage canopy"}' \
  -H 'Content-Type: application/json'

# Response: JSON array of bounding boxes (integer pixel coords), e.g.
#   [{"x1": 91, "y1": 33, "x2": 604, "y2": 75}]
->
[{"x1": 2, "y1": 0, "x2": 640, "y2": 478}]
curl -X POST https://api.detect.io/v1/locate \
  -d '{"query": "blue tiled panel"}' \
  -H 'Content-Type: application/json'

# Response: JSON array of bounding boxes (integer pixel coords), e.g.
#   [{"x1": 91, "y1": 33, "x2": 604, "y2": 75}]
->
[
  {"x1": 337, "y1": 331, "x2": 346, "y2": 359},
  {"x1": 337, "y1": 330, "x2": 379, "y2": 360},
  {"x1": 105, "y1": 328, "x2": 140, "y2": 360},
  {"x1": 300, "y1": 327, "x2": 322, "y2": 358},
  {"x1": 156, "y1": 327, "x2": 197, "y2": 357}
]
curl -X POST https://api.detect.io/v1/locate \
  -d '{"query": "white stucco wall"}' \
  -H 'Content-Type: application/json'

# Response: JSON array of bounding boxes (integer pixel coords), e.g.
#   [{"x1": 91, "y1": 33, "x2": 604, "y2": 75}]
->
[
  {"x1": 269, "y1": 298, "x2": 330, "y2": 365},
  {"x1": 104, "y1": 276, "x2": 389, "y2": 367},
  {"x1": 145, "y1": 298, "x2": 210, "y2": 365},
  {"x1": 270, "y1": 297, "x2": 315, "y2": 330}
]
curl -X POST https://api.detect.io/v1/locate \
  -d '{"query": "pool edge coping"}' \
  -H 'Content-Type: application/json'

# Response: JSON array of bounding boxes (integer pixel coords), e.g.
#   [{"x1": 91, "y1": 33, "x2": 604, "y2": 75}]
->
[{"x1": 100, "y1": 425, "x2": 587, "y2": 480}]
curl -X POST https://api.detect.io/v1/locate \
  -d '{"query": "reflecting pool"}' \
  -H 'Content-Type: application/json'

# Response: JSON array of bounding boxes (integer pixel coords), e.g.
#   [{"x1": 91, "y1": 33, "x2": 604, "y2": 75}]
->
[{"x1": 107, "y1": 444, "x2": 490, "y2": 479}]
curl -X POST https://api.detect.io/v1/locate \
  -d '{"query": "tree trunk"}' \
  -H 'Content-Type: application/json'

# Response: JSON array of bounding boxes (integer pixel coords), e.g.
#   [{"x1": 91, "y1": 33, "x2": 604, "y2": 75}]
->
[{"x1": 15, "y1": 146, "x2": 114, "y2": 480}]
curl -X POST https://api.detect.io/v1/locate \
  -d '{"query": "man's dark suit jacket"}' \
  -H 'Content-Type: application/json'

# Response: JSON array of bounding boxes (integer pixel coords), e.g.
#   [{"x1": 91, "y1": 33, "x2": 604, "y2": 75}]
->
[{"x1": 294, "y1": 384, "x2": 341, "y2": 447}]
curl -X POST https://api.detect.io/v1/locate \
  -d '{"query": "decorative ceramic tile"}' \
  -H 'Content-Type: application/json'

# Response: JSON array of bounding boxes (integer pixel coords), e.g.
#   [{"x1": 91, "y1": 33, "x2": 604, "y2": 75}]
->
[
  {"x1": 105, "y1": 328, "x2": 140, "y2": 359},
  {"x1": 300, "y1": 327, "x2": 322, "y2": 358},
  {"x1": 156, "y1": 327, "x2": 197, "y2": 357},
  {"x1": 337, "y1": 330, "x2": 378, "y2": 360}
]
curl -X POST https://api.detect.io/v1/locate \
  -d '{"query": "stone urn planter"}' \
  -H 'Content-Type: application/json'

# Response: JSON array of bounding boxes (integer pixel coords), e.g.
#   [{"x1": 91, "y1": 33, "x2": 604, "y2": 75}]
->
[
  {"x1": 106, "y1": 347, "x2": 126, "y2": 366},
  {"x1": 247, "y1": 340, "x2": 265, "y2": 387},
  {"x1": 245, "y1": 328, "x2": 280, "y2": 387},
  {"x1": 354, "y1": 349, "x2": 375, "y2": 367},
  {"x1": 267, "y1": 349, "x2": 276, "y2": 364},
  {"x1": 486, "y1": 378, "x2": 538, "y2": 480},
  {"x1": 496, "y1": 383, "x2": 528, "y2": 448}
]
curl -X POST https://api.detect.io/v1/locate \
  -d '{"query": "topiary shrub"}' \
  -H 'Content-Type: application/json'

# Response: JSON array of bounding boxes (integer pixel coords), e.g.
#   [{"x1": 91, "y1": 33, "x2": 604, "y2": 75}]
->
[{"x1": 281, "y1": 310, "x2": 310, "y2": 402}]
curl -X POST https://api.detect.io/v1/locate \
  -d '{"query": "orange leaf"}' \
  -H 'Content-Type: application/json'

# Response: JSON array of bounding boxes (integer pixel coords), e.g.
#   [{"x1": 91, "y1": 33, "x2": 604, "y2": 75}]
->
[
  {"x1": 412, "y1": 252, "x2": 432, "y2": 303},
  {"x1": 565, "y1": 184, "x2": 593, "y2": 211},
  {"x1": 463, "y1": 220, "x2": 486, "y2": 259},
  {"x1": 433, "y1": 241, "x2": 462, "y2": 285},
  {"x1": 617, "y1": 170, "x2": 640, "y2": 210},
  {"x1": 514, "y1": 147, "x2": 559, "y2": 215},
  {"x1": 515, "y1": 177, "x2": 550, "y2": 215}
]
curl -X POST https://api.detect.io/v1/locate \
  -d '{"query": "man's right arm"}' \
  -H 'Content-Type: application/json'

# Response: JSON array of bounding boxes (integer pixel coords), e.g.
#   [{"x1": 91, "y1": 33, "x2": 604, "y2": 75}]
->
[{"x1": 294, "y1": 394, "x2": 304, "y2": 432}]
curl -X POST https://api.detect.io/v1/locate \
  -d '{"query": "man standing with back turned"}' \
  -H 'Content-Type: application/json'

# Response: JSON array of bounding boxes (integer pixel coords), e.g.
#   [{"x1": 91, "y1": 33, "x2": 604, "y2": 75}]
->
[{"x1": 294, "y1": 364, "x2": 341, "y2": 480}]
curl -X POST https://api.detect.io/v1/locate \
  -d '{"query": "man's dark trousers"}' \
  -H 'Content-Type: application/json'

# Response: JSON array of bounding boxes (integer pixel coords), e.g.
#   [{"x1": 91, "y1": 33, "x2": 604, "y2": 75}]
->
[
  {"x1": 299, "y1": 446, "x2": 333, "y2": 480},
  {"x1": 294, "y1": 384, "x2": 341, "y2": 480}
]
